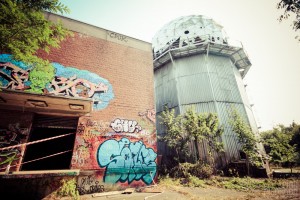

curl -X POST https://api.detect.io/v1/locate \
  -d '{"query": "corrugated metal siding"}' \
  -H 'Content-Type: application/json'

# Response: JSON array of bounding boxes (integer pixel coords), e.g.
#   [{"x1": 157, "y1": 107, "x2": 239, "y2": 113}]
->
[{"x1": 154, "y1": 53, "x2": 260, "y2": 167}]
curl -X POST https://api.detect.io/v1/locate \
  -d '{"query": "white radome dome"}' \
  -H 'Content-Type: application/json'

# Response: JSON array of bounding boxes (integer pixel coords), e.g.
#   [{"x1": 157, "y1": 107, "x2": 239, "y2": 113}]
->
[{"x1": 152, "y1": 15, "x2": 228, "y2": 54}]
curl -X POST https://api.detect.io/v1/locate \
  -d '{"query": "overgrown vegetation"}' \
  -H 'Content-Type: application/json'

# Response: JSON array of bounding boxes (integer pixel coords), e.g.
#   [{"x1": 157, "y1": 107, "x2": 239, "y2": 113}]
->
[
  {"x1": 261, "y1": 122, "x2": 300, "y2": 172},
  {"x1": 170, "y1": 161, "x2": 213, "y2": 180},
  {"x1": 229, "y1": 107, "x2": 264, "y2": 175},
  {"x1": 159, "y1": 106, "x2": 224, "y2": 165},
  {"x1": 0, "y1": 0, "x2": 71, "y2": 74},
  {"x1": 56, "y1": 178, "x2": 79, "y2": 200},
  {"x1": 158, "y1": 175, "x2": 284, "y2": 191},
  {"x1": 220, "y1": 177, "x2": 283, "y2": 191}
]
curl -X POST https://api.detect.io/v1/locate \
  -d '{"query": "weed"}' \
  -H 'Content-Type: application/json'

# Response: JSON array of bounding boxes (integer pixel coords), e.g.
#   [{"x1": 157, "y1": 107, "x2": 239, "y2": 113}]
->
[
  {"x1": 220, "y1": 177, "x2": 283, "y2": 191},
  {"x1": 56, "y1": 178, "x2": 80, "y2": 200}
]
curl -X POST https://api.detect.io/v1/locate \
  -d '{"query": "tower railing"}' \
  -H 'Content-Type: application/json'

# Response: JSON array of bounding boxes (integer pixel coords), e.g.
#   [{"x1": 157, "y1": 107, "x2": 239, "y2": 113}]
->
[{"x1": 153, "y1": 34, "x2": 251, "y2": 78}]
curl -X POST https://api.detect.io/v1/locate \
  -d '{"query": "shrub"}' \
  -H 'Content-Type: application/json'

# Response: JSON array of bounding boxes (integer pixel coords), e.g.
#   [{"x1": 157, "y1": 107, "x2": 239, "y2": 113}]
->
[
  {"x1": 56, "y1": 178, "x2": 79, "y2": 200},
  {"x1": 170, "y1": 161, "x2": 213, "y2": 179}
]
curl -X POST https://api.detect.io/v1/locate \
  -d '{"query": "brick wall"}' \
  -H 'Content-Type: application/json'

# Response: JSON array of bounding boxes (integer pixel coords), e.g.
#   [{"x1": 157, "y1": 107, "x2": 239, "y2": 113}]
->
[
  {"x1": 37, "y1": 24, "x2": 157, "y2": 187},
  {"x1": 0, "y1": 13, "x2": 157, "y2": 189}
]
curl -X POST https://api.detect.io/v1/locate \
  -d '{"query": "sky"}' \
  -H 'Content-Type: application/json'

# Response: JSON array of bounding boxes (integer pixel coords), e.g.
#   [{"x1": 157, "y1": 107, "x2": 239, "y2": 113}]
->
[{"x1": 59, "y1": 0, "x2": 300, "y2": 131}]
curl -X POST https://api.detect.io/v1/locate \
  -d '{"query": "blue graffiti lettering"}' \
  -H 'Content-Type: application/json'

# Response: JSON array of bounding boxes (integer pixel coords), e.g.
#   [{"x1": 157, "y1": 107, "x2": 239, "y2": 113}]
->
[{"x1": 97, "y1": 138, "x2": 157, "y2": 185}]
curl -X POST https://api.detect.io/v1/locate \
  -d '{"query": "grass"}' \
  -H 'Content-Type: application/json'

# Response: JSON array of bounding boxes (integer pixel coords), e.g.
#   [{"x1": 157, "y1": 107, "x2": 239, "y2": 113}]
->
[
  {"x1": 158, "y1": 175, "x2": 285, "y2": 192},
  {"x1": 219, "y1": 177, "x2": 283, "y2": 191}
]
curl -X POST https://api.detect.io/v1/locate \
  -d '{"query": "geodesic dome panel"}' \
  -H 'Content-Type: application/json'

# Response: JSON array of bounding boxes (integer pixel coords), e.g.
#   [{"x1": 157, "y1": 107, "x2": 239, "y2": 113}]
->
[{"x1": 152, "y1": 15, "x2": 228, "y2": 54}]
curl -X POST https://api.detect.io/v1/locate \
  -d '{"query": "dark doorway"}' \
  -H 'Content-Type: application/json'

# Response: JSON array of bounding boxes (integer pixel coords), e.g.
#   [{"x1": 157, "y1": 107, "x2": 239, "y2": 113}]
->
[{"x1": 21, "y1": 114, "x2": 78, "y2": 171}]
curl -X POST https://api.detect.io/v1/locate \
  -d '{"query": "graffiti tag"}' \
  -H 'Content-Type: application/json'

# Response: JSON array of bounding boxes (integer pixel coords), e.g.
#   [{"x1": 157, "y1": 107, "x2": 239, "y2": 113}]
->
[
  {"x1": 97, "y1": 138, "x2": 157, "y2": 185},
  {"x1": 77, "y1": 175, "x2": 105, "y2": 195},
  {"x1": 110, "y1": 119, "x2": 142, "y2": 133},
  {"x1": 107, "y1": 31, "x2": 128, "y2": 42}
]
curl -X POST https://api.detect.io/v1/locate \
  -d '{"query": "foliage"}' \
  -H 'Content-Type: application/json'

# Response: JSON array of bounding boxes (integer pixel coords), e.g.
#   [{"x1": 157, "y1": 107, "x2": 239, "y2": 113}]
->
[
  {"x1": 159, "y1": 106, "x2": 191, "y2": 162},
  {"x1": 158, "y1": 175, "x2": 283, "y2": 192},
  {"x1": 170, "y1": 161, "x2": 213, "y2": 179},
  {"x1": 277, "y1": 0, "x2": 300, "y2": 40},
  {"x1": 183, "y1": 107, "x2": 224, "y2": 163},
  {"x1": 56, "y1": 178, "x2": 79, "y2": 200},
  {"x1": 0, "y1": 0, "x2": 71, "y2": 74},
  {"x1": 28, "y1": 61, "x2": 55, "y2": 93},
  {"x1": 184, "y1": 175, "x2": 206, "y2": 187},
  {"x1": 229, "y1": 107, "x2": 263, "y2": 168},
  {"x1": 277, "y1": 0, "x2": 300, "y2": 30},
  {"x1": 220, "y1": 177, "x2": 282, "y2": 191},
  {"x1": 261, "y1": 123, "x2": 299, "y2": 168},
  {"x1": 159, "y1": 106, "x2": 224, "y2": 164},
  {"x1": 158, "y1": 174, "x2": 182, "y2": 187}
]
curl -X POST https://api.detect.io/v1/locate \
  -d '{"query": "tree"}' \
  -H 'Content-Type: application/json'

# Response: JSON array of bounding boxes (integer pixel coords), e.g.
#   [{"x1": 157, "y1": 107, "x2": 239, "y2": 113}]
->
[
  {"x1": 160, "y1": 106, "x2": 224, "y2": 166},
  {"x1": 261, "y1": 123, "x2": 299, "y2": 172},
  {"x1": 183, "y1": 107, "x2": 224, "y2": 165},
  {"x1": 229, "y1": 108, "x2": 263, "y2": 175},
  {"x1": 277, "y1": 0, "x2": 300, "y2": 39},
  {"x1": 159, "y1": 106, "x2": 190, "y2": 162},
  {"x1": 0, "y1": 0, "x2": 71, "y2": 92}
]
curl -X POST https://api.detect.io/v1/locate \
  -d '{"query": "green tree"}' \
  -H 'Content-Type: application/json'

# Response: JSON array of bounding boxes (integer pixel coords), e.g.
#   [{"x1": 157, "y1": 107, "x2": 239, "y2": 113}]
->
[
  {"x1": 0, "y1": 0, "x2": 71, "y2": 93},
  {"x1": 159, "y1": 106, "x2": 190, "y2": 162},
  {"x1": 261, "y1": 124, "x2": 298, "y2": 172},
  {"x1": 160, "y1": 106, "x2": 224, "y2": 166},
  {"x1": 277, "y1": 0, "x2": 300, "y2": 39},
  {"x1": 229, "y1": 108, "x2": 263, "y2": 175},
  {"x1": 183, "y1": 107, "x2": 224, "y2": 165}
]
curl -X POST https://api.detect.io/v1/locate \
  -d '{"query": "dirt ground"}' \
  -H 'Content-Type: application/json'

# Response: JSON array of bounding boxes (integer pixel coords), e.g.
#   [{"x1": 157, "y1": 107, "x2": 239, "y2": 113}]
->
[{"x1": 76, "y1": 181, "x2": 300, "y2": 200}]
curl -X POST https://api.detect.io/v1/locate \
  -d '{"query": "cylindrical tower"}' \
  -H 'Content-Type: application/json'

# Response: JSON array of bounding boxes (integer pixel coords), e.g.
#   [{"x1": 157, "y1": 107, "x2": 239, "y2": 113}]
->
[{"x1": 152, "y1": 15, "x2": 263, "y2": 167}]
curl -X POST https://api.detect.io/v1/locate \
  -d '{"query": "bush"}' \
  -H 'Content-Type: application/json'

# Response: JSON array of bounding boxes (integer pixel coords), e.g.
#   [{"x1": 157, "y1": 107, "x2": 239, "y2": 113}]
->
[
  {"x1": 170, "y1": 161, "x2": 213, "y2": 179},
  {"x1": 221, "y1": 177, "x2": 283, "y2": 191},
  {"x1": 56, "y1": 178, "x2": 79, "y2": 200}
]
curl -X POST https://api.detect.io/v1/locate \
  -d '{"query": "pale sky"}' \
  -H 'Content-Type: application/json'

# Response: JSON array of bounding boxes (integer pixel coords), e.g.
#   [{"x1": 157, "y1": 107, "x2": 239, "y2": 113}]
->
[{"x1": 59, "y1": 0, "x2": 300, "y2": 131}]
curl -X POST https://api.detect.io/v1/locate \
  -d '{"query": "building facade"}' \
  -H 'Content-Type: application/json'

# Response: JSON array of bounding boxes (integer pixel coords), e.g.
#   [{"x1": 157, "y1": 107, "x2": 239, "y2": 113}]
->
[
  {"x1": 152, "y1": 15, "x2": 265, "y2": 167},
  {"x1": 0, "y1": 12, "x2": 156, "y2": 197}
]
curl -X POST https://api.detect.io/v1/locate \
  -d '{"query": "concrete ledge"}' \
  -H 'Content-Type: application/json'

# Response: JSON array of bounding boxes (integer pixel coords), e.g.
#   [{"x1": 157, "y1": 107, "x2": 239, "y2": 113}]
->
[{"x1": 0, "y1": 169, "x2": 80, "y2": 178}]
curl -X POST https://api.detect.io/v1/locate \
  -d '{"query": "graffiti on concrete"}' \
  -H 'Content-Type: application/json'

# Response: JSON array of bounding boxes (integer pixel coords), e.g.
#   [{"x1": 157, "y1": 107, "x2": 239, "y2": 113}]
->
[
  {"x1": 110, "y1": 118, "x2": 142, "y2": 133},
  {"x1": 0, "y1": 123, "x2": 29, "y2": 171},
  {"x1": 97, "y1": 138, "x2": 157, "y2": 185},
  {"x1": 77, "y1": 175, "x2": 105, "y2": 195},
  {"x1": 0, "y1": 54, "x2": 114, "y2": 110}
]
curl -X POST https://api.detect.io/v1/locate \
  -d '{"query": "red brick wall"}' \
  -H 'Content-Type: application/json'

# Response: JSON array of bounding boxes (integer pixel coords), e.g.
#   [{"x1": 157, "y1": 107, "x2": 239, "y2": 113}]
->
[
  {"x1": 38, "y1": 31, "x2": 157, "y2": 187},
  {"x1": 38, "y1": 32, "x2": 154, "y2": 120}
]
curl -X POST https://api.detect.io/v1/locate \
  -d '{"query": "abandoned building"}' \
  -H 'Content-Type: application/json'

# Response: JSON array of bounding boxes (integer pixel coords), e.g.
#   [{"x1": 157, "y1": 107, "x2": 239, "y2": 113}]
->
[
  {"x1": 0, "y1": 12, "x2": 268, "y2": 199},
  {"x1": 152, "y1": 15, "x2": 267, "y2": 169},
  {"x1": 0, "y1": 12, "x2": 156, "y2": 198}
]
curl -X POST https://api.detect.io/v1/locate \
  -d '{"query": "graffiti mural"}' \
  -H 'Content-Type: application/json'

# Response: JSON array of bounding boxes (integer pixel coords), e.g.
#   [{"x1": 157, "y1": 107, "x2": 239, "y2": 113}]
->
[
  {"x1": 71, "y1": 109, "x2": 157, "y2": 185},
  {"x1": 0, "y1": 123, "x2": 29, "y2": 171},
  {"x1": 0, "y1": 54, "x2": 114, "y2": 110},
  {"x1": 71, "y1": 109, "x2": 157, "y2": 186},
  {"x1": 97, "y1": 138, "x2": 157, "y2": 185},
  {"x1": 77, "y1": 175, "x2": 105, "y2": 195}
]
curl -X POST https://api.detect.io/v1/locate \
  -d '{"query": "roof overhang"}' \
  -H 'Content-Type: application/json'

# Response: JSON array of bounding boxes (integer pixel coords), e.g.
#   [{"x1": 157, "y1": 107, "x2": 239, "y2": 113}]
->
[{"x1": 0, "y1": 89, "x2": 93, "y2": 116}]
